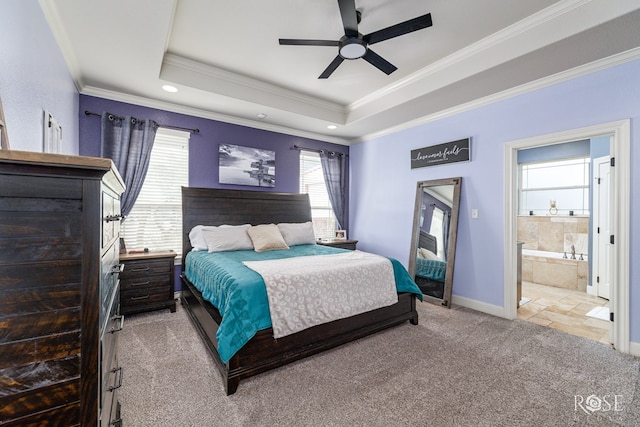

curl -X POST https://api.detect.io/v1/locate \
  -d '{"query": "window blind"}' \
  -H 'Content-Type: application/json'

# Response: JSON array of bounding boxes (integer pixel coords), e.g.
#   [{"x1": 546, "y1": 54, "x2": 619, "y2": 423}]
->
[
  {"x1": 121, "y1": 128, "x2": 189, "y2": 260},
  {"x1": 299, "y1": 151, "x2": 336, "y2": 239}
]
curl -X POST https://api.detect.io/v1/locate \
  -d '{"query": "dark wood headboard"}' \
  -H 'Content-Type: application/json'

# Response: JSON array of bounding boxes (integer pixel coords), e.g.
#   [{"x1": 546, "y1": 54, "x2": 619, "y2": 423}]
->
[
  {"x1": 181, "y1": 187, "x2": 312, "y2": 264},
  {"x1": 418, "y1": 230, "x2": 437, "y2": 256}
]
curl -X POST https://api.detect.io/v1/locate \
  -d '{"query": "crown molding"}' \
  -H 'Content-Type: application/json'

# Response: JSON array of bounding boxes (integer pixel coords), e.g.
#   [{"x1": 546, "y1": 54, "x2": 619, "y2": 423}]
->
[
  {"x1": 162, "y1": 53, "x2": 346, "y2": 122},
  {"x1": 352, "y1": 48, "x2": 640, "y2": 144},
  {"x1": 347, "y1": 0, "x2": 630, "y2": 118},
  {"x1": 81, "y1": 86, "x2": 351, "y2": 146},
  {"x1": 39, "y1": 0, "x2": 84, "y2": 91}
]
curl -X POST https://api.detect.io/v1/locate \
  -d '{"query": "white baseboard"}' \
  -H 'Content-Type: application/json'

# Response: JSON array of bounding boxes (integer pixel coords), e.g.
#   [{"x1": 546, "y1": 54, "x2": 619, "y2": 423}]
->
[
  {"x1": 451, "y1": 294, "x2": 507, "y2": 318},
  {"x1": 629, "y1": 340, "x2": 640, "y2": 357}
]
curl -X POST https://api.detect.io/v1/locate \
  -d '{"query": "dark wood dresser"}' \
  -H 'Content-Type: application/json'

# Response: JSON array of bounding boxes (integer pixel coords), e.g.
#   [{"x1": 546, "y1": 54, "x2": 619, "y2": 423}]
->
[
  {"x1": 119, "y1": 250, "x2": 176, "y2": 315},
  {"x1": 0, "y1": 150, "x2": 125, "y2": 426}
]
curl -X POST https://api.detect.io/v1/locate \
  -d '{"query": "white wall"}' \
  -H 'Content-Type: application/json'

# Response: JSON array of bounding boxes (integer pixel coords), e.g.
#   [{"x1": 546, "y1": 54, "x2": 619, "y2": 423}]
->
[{"x1": 0, "y1": 1, "x2": 78, "y2": 153}]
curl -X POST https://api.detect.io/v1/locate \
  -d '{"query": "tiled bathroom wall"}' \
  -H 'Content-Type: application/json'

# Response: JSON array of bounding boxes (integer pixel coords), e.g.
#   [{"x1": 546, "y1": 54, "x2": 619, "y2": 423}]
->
[
  {"x1": 517, "y1": 215, "x2": 589, "y2": 291},
  {"x1": 517, "y1": 215, "x2": 589, "y2": 255}
]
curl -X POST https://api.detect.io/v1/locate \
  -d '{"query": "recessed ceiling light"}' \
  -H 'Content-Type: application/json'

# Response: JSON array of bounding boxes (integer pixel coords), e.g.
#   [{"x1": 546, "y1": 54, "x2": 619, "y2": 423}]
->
[
  {"x1": 162, "y1": 85, "x2": 178, "y2": 93},
  {"x1": 327, "y1": 125, "x2": 338, "y2": 130},
  {"x1": 257, "y1": 113, "x2": 267, "y2": 119}
]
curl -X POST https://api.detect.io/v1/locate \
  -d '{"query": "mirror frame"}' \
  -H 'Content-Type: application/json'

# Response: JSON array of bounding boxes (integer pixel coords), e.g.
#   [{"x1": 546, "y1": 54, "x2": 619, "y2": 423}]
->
[{"x1": 408, "y1": 177, "x2": 462, "y2": 307}]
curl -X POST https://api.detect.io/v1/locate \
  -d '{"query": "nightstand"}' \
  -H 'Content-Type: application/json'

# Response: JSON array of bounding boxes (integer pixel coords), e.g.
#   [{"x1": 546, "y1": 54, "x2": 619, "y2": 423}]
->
[
  {"x1": 317, "y1": 239, "x2": 358, "y2": 250},
  {"x1": 119, "y1": 250, "x2": 177, "y2": 315}
]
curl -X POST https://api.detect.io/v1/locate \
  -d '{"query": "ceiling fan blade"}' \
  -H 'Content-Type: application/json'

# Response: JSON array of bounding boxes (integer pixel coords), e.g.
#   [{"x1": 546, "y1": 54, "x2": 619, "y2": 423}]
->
[
  {"x1": 364, "y1": 13, "x2": 432, "y2": 45},
  {"x1": 362, "y1": 49, "x2": 397, "y2": 75},
  {"x1": 337, "y1": 0, "x2": 359, "y2": 37},
  {"x1": 319, "y1": 55, "x2": 345, "y2": 79},
  {"x1": 279, "y1": 39, "x2": 339, "y2": 46}
]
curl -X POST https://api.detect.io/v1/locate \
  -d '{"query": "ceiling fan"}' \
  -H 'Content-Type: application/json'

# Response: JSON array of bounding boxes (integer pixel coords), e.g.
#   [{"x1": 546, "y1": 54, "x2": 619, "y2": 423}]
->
[{"x1": 278, "y1": 0, "x2": 432, "y2": 79}]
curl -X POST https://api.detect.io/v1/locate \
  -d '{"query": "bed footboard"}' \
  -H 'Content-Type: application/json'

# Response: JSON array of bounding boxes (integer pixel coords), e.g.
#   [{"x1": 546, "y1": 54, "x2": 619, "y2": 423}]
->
[{"x1": 180, "y1": 274, "x2": 417, "y2": 395}]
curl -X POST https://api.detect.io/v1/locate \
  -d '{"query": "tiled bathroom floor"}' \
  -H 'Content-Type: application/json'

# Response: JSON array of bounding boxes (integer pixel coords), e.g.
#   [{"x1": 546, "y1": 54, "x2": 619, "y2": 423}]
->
[{"x1": 517, "y1": 281, "x2": 610, "y2": 344}]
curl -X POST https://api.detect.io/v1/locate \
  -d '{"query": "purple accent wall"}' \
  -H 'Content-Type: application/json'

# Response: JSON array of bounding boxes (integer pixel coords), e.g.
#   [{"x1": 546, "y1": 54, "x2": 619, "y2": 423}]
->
[
  {"x1": 79, "y1": 95, "x2": 349, "y2": 290},
  {"x1": 80, "y1": 95, "x2": 348, "y2": 194},
  {"x1": 350, "y1": 59, "x2": 640, "y2": 342}
]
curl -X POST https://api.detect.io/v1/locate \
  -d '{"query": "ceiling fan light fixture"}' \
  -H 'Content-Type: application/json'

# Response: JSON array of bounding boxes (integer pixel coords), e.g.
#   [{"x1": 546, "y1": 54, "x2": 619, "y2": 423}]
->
[{"x1": 339, "y1": 37, "x2": 366, "y2": 59}]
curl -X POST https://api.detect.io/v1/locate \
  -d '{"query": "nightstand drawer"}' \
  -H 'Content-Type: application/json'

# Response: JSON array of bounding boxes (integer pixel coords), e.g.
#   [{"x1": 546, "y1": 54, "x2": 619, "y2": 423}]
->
[
  {"x1": 120, "y1": 274, "x2": 170, "y2": 291},
  {"x1": 120, "y1": 259, "x2": 172, "y2": 279},
  {"x1": 121, "y1": 286, "x2": 171, "y2": 308},
  {"x1": 119, "y1": 250, "x2": 177, "y2": 315}
]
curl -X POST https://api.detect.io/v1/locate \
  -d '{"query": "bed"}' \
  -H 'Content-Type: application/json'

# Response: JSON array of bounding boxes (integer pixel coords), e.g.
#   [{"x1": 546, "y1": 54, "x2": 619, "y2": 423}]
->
[
  {"x1": 180, "y1": 187, "x2": 421, "y2": 395},
  {"x1": 414, "y1": 230, "x2": 447, "y2": 299}
]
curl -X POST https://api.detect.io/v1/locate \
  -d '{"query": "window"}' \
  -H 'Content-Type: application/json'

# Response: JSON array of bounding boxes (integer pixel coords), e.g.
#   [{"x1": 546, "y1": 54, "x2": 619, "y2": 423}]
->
[
  {"x1": 299, "y1": 151, "x2": 336, "y2": 239},
  {"x1": 519, "y1": 157, "x2": 590, "y2": 215},
  {"x1": 120, "y1": 128, "x2": 189, "y2": 260}
]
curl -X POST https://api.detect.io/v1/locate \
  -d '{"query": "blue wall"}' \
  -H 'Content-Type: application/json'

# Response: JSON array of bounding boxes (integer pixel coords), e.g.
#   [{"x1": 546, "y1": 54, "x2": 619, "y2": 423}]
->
[
  {"x1": 350, "y1": 59, "x2": 640, "y2": 342},
  {"x1": 0, "y1": 2, "x2": 79, "y2": 154}
]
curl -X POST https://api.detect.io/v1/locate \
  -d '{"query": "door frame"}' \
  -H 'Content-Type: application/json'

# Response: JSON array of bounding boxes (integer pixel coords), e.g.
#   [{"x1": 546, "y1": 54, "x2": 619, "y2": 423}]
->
[
  {"x1": 503, "y1": 120, "x2": 630, "y2": 353},
  {"x1": 590, "y1": 154, "x2": 610, "y2": 299}
]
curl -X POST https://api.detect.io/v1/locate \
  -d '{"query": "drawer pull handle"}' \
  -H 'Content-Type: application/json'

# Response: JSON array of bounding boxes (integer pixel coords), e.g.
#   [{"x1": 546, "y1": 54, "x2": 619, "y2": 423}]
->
[
  {"x1": 130, "y1": 295, "x2": 150, "y2": 301},
  {"x1": 111, "y1": 264, "x2": 125, "y2": 274},
  {"x1": 131, "y1": 267, "x2": 150, "y2": 272},
  {"x1": 129, "y1": 280, "x2": 150, "y2": 287},
  {"x1": 105, "y1": 214, "x2": 124, "y2": 223},
  {"x1": 108, "y1": 366, "x2": 123, "y2": 391},
  {"x1": 110, "y1": 315, "x2": 124, "y2": 333}
]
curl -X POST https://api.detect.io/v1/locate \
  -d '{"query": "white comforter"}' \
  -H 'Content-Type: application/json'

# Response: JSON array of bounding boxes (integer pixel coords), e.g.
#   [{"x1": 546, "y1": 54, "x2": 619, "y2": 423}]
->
[{"x1": 243, "y1": 250, "x2": 398, "y2": 338}]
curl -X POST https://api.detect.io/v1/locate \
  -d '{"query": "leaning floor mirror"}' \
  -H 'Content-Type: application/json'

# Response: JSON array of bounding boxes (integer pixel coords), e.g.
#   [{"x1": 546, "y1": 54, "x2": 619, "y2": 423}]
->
[{"x1": 408, "y1": 177, "x2": 462, "y2": 307}]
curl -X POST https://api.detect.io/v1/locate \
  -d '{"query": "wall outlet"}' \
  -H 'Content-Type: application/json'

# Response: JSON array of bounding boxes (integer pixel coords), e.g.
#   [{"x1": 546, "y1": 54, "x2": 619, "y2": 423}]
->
[{"x1": 471, "y1": 209, "x2": 479, "y2": 219}]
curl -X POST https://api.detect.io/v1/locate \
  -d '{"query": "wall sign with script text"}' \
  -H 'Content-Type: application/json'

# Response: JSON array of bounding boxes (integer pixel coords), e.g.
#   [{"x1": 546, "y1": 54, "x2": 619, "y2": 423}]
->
[{"x1": 411, "y1": 138, "x2": 471, "y2": 169}]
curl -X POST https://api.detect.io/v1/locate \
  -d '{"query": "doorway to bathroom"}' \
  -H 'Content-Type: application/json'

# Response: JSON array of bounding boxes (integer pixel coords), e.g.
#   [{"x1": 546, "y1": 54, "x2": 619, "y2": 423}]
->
[{"x1": 503, "y1": 120, "x2": 630, "y2": 354}]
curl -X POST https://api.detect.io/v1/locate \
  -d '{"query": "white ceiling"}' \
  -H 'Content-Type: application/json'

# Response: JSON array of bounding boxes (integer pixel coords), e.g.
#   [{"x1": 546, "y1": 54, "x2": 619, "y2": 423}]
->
[{"x1": 41, "y1": 0, "x2": 640, "y2": 145}]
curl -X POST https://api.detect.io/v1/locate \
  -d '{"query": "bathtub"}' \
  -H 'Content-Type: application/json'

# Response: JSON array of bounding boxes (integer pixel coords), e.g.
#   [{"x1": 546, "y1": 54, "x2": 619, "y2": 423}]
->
[
  {"x1": 522, "y1": 249, "x2": 588, "y2": 261},
  {"x1": 521, "y1": 249, "x2": 588, "y2": 290}
]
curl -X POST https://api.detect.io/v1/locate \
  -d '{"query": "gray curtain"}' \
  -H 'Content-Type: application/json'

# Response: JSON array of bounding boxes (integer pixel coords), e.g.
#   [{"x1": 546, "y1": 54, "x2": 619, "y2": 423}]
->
[
  {"x1": 319, "y1": 150, "x2": 347, "y2": 230},
  {"x1": 101, "y1": 112, "x2": 158, "y2": 219},
  {"x1": 442, "y1": 212, "x2": 450, "y2": 261}
]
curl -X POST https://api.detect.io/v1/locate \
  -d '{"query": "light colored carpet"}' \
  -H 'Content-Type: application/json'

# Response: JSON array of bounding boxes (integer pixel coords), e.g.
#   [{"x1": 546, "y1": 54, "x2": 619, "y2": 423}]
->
[{"x1": 119, "y1": 299, "x2": 639, "y2": 426}]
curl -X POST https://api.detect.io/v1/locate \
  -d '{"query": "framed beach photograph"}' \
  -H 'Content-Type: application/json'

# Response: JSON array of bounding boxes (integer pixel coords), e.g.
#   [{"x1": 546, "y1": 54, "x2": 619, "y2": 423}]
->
[
  {"x1": 219, "y1": 144, "x2": 275, "y2": 187},
  {"x1": 335, "y1": 230, "x2": 347, "y2": 240}
]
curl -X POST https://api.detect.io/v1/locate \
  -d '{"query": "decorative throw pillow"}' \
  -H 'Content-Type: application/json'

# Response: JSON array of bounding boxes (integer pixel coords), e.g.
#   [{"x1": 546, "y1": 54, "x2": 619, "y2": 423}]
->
[
  {"x1": 277, "y1": 222, "x2": 316, "y2": 246},
  {"x1": 247, "y1": 224, "x2": 290, "y2": 252},
  {"x1": 203, "y1": 225, "x2": 254, "y2": 252}
]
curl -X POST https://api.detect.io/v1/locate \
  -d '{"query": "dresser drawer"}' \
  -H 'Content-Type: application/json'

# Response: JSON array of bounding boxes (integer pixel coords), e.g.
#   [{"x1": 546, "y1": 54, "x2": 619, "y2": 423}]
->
[{"x1": 100, "y1": 284, "x2": 123, "y2": 416}]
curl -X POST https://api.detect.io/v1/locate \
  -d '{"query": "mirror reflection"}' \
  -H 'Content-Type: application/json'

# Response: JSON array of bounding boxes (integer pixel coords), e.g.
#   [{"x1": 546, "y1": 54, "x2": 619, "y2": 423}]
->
[{"x1": 408, "y1": 177, "x2": 462, "y2": 307}]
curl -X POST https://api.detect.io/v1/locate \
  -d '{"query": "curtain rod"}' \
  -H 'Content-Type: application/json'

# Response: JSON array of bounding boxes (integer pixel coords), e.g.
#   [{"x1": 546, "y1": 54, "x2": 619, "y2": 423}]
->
[
  {"x1": 84, "y1": 110, "x2": 200, "y2": 134},
  {"x1": 291, "y1": 144, "x2": 347, "y2": 157}
]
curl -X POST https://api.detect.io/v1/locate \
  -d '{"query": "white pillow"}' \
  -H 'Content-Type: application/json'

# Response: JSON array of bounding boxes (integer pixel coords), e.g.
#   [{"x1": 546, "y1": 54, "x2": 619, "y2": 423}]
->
[
  {"x1": 277, "y1": 222, "x2": 316, "y2": 246},
  {"x1": 189, "y1": 225, "x2": 212, "y2": 251},
  {"x1": 202, "y1": 225, "x2": 254, "y2": 253},
  {"x1": 189, "y1": 224, "x2": 251, "y2": 251},
  {"x1": 247, "y1": 224, "x2": 290, "y2": 252},
  {"x1": 418, "y1": 247, "x2": 440, "y2": 260}
]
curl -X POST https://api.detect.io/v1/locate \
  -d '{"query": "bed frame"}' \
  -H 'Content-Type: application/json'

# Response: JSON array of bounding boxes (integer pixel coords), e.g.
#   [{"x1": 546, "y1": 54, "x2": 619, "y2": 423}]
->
[{"x1": 180, "y1": 187, "x2": 418, "y2": 395}]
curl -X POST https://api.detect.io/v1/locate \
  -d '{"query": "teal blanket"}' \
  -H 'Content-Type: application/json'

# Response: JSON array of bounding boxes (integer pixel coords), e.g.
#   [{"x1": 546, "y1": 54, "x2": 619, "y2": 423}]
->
[{"x1": 185, "y1": 245, "x2": 422, "y2": 363}]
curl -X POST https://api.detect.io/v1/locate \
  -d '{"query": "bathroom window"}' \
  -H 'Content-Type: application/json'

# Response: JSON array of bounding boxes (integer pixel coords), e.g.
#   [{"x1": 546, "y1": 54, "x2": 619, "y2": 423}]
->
[{"x1": 519, "y1": 157, "x2": 590, "y2": 215}]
